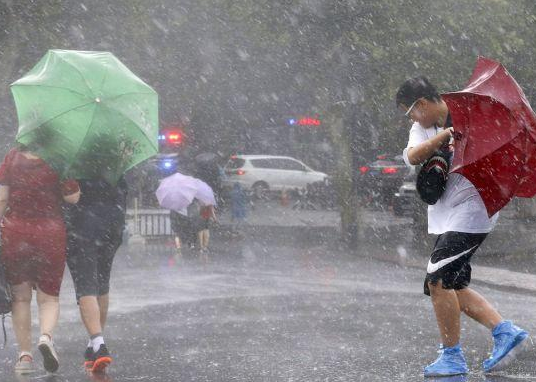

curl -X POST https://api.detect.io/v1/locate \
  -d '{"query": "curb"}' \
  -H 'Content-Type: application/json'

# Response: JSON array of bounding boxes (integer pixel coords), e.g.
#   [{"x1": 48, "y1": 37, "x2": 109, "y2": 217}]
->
[
  {"x1": 368, "y1": 249, "x2": 536, "y2": 295},
  {"x1": 128, "y1": 211, "x2": 536, "y2": 294}
]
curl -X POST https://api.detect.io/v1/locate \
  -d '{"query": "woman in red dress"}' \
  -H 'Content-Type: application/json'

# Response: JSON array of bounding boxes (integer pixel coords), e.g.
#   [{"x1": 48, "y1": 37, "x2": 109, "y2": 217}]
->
[{"x1": 0, "y1": 146, "x2": 80, "y2": 374}]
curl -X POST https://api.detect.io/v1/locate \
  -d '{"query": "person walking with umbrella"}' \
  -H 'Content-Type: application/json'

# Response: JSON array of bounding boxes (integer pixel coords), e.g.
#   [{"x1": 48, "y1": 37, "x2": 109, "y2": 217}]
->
[
  {"x1": 396, "y1": 76, "x2": 529, "y2": 377},
  {"x1": 170, "y1": 208, "x2": 196, "y2": 259},
  {"x1": 10, "y1": 49, "x2": 159, "y2": 373},
  {"x1": 196, "y1": 202, "x2": 217, "y2": 262},
  {"x1": 0, "y1": 144, "x2": 80, "y2": 374},
  {"x1": 64, "y1": 177, "x2": 128, "y2": 373},
  {"x1": 156, "y1": 173, "x2": 217, "y2": 263}
]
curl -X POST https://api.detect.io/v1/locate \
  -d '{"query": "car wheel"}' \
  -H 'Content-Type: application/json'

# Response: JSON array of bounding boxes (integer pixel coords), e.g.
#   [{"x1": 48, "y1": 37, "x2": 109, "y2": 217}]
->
[{"x1": 252, "y1": 182, "x2": 269, "y2": 200}]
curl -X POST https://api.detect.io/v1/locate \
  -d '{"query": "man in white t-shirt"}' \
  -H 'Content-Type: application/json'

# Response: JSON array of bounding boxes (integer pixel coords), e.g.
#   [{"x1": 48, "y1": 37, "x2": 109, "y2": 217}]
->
[{"x1": 396, "y1": 76, "x2": 529, "y2": 377}]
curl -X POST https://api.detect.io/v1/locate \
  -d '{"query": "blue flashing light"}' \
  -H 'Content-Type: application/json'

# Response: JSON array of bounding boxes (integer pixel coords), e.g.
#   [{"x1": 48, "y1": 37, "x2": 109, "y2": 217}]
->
[
  {"x1": 288, "y1": 118, "x2": 297, "y2": 125},
  {"x1": 158, "y1": 134, "x2": 166, "y2": 141},
  {"x1": 158, "y1": 158, "x2": 178, "y2": 173}
]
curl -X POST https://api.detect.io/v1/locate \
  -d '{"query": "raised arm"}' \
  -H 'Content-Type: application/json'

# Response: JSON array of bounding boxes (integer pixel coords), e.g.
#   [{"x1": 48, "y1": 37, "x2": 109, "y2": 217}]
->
[{"x1": 407, "y1": 128, "x2": 453, "y2": 165}]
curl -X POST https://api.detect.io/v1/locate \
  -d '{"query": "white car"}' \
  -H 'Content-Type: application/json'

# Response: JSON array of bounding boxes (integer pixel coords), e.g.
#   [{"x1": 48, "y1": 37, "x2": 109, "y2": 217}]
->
[{"x1": 223, "y1": 155, "x2": 328, "y2": 197}]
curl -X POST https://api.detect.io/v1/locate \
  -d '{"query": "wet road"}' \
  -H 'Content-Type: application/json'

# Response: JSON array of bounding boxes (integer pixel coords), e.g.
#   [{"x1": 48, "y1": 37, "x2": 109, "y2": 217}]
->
[{"x1": 0, "y1": 234, "x2": 535, "y2": 382}]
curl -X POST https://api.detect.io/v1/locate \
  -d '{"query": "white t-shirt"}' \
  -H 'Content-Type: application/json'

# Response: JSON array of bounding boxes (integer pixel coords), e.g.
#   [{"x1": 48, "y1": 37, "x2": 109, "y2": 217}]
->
[{"x1": 403, "y1": 122, "x2": 498, "y2": 235}]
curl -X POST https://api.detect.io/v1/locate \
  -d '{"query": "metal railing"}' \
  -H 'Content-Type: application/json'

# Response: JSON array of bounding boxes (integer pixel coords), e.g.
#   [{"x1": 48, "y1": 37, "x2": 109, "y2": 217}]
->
[{"x1": 126, "y1": 198, "x2": 172, "y2": 237}]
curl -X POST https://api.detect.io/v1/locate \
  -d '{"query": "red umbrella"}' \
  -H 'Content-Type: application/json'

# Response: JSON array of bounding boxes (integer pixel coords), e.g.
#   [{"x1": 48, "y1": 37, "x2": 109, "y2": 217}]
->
[{"x1": 442, "y1": 56, "x2": 536, "y2": 217}]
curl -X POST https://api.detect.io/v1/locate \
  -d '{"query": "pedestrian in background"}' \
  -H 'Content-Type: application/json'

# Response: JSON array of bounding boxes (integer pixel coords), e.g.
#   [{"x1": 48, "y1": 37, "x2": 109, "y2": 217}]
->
[
  {"x1": 0, "y1": 145, "x2": 80, "y2": 374},
  {"x1": 169, "y1": 209, "x2": 195, "y2": 260},
  {"x1": 230, "y1": 182, "x2": 247, "y2": 234},
  {"x1": 64, "y1": 177, "x2": 127, "y2": 373},
  {"x1": 197, "y1": 202, "x2": 216, "y2": 263}
]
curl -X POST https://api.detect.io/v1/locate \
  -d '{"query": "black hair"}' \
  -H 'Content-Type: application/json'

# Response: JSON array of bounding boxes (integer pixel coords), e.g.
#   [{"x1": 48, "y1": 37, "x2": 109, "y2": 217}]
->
[{"x1": 395, "y1": 76, "x2": 441, "y2": 108}]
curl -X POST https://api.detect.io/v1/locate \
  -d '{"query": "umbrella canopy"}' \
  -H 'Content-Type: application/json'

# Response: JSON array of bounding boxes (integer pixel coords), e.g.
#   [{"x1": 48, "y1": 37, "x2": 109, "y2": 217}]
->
[
  {"x1": 11, "y1": 49, "x2": 158, "y2": 184},
  {"x1": 194, "y1": 178, "x2": 217, "y2": 206},
  {"x1": 156, "y1": 172, "x2": 216, "y2": 212},
  {"x1": 443, "y1": 56, "x2": 536, "y2": 216}
]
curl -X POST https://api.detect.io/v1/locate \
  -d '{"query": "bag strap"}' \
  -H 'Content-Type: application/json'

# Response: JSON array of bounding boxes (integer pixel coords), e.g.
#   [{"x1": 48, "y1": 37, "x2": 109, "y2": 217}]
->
[{"x1": 2, "y1": 314, "x2": 7, "y2": 349}]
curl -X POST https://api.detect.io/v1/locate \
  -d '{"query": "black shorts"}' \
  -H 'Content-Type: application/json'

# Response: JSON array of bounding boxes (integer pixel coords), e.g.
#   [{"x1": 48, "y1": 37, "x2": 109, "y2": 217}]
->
[
  {"x1": 66, "y1": 205, "x2": 124, "y2": 301},
  {"x1": 424, "y1": 231, "x2": 487, "y2": 296}
]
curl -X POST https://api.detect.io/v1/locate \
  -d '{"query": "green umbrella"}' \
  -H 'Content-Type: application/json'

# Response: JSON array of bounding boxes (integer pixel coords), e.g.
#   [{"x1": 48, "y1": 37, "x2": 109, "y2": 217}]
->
[{"x1": 11, "y1": 49, "x2": 158, "y2": 184}]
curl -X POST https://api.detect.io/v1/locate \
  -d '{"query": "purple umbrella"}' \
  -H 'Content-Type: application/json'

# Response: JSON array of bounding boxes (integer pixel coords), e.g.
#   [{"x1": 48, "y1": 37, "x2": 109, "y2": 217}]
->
[
  {"x1": 155, "y1": 172, "x2": 199, "y2": 211},
  {"x1": 194, "y1": 178, "x2": 216, "y2": 206},
  {"x1": 155, "y1": 172, "x2": 216, "y2": 212}
]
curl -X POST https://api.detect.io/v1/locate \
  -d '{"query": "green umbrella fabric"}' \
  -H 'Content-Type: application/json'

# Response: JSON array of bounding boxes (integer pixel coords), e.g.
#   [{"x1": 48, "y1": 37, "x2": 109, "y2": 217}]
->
[{"x1": 11, "y1": 49, "x2": 158, "y2": 184}]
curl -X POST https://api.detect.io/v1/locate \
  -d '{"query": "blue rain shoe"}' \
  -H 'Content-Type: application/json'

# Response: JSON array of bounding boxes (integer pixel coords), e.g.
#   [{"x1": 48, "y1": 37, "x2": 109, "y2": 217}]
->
[
  {"x1": 426, "y1": 376, "x2": 468, "y2": 382},
  {"x1": 483, "y1": 320, "x2": 529, "y2": 373},
  {"x1": 424, "y1": 344, "x2": 469, "y2": 377}
]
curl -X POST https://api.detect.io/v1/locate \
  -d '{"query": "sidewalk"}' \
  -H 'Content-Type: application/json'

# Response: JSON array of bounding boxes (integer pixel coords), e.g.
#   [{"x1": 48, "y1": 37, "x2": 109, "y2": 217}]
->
[
  {"x1": 130, "y1": 201, "x2": 536, "y2": 294},
  {"x1": 218, "y1": 201, "x2": 536, "y2": 294},
  {"x1": 396, "y1": 252, "x2": 536, "y2": 294},
  {"x1": 217, "y1": 201, "x2": 409, "y2": 229}
]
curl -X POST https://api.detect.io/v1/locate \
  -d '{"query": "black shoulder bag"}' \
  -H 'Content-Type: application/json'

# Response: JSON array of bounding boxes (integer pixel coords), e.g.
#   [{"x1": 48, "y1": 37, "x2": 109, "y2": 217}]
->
[{"x1": 416, "y1": 149, "x2": 452, "y2": 205}]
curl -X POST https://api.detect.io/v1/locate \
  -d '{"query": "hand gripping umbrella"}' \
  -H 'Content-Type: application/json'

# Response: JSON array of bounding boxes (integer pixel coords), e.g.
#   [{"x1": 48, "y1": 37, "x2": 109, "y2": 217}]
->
[
  {"x1": 442, "y1": 56, "x2": 536, "y2": 216},
  {"x1": 11, "y1": 50, "x2": 159, "y2": 184}
]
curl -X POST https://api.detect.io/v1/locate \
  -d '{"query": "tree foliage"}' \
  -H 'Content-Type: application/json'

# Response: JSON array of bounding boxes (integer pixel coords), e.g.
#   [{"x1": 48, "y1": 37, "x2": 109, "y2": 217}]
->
[{"x1": 0, "y1": 0, "x2": 535, "y2": 157}]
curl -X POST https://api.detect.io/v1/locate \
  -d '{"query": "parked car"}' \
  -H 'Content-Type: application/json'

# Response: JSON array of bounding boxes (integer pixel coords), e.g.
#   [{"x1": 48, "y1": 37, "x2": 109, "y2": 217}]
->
[
  {"x1": 223, "y1": 155, "x2": 328, "y2": 198},
  {"x1": 359, "y1": 154, "x2": 410, "y2": 206},
  {"x1": 393, "y1": 165, "x2": 418, "y2": 217}
]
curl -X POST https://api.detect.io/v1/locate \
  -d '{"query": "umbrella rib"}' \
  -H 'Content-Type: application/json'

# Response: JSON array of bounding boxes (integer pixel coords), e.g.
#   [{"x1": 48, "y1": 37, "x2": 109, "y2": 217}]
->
[
  {"x1": 105, "y1": 92, "x2": 157, "y2": 100},
  {"x1": 98, "y1": 61, "x2": 110, "y2": 96},
  {"x1": 56, "y1": 55, "x2": 95, "y2": 97},
  {"x1": 101, "y1": 103, "x2": 158, "y2": 150},
  {"x1": 11, "y1": 84, "x2": 91, "y2": 99},
  {"x1": 62, "y1": 103, "x2": 98, "y2": 177},
  {"x1": 453, "y1": 130, "x2": 526, "y2": 168},
  {"x1": 16, "y1": 101, "x2": 96, "y2": 139}
]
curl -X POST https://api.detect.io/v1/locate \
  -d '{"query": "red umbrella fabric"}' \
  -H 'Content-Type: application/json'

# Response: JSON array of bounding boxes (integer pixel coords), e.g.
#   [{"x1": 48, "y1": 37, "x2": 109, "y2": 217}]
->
[{"x1": 442, "y1": 56, "x2": 536, "y2": 216}]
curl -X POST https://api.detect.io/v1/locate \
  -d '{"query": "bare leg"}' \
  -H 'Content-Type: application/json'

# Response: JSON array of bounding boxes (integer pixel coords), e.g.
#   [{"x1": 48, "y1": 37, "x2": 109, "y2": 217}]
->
[
  {"x1": 203, "y1": 229, "x2": 210, "y2": 249},
  {"x1": 429, "y1": 281, "x2": 461, "y2": 347},
  {"x1": 78, "y1": 296, "x2": 102, "y2": 337},
  {"x1": 174, "y1": 236, "x2": 182, "y2": 254},
  {"x1": 11, "y1": 283, "x2": 33, "y2": 356},
  {"x1": 456, "y1": 288, "x2": 502, "y2": 329},
  {"x1": 197, "y1": 231, "x2": 203, "y2": 251},
  {"x1": 36, "y1": 288, "x2": 60, "y2": 339},
  {"x1": 173, "y1": 236, "x2": 182, "y2": 261},
  {"x1": 97, "y1": 294, "x2": 109, "y2": 330},
  {"x1": 174, "y1": 236, "x2": 181, "y2": 250},
  {"x1": 198, "y1": 230, "x2": 209, "y2": 264}
]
